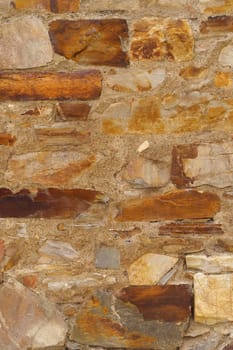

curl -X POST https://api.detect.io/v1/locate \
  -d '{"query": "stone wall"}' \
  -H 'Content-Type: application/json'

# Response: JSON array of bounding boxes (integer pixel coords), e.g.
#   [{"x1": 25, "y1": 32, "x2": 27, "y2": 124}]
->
[{"x1": 0, "y1": 0, "x2": 233, "y2": 349}]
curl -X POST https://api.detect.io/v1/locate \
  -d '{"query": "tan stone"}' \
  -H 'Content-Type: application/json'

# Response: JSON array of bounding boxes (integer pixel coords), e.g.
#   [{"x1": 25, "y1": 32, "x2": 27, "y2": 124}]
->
[
  {"x1": 194, "y1": 273, "x2": 233, "y2": 324},
  {"x1": 131, "y1": 17, "x2": 194, "y2": 62},
  {"x1": 106, "y1": 68, "x2": 166, "y2": 92},
  {"x1": 120, "y1": 156, "x2": 170, "y2": 188},
  {"x1": 199, "y1": 1, "x2": 233, "y2": 14},
  {"x1": 219, "y1": 44, "x2": 233, "y2": 67},
  {"x1": 81, "y1": 0, "x2": 140, "y2": 11},
  {"x1": 5, "y1": 151, "x2": 96, "y2": 186},
  {"x1": 35, "y1": 127, "x2": 90, "y2": 145},
  {"x1": 186, "y1": 254, "x2": 233, "y2": 273},
  {"x1": 0, "y1": 16, "x2": 53, "y2": 69},
  {"x1": 128, "y1": 253, "x2": 178, "y2": 285},
  {"x1": 214, "y1": 71, "x2": 233, "y2": 87}
]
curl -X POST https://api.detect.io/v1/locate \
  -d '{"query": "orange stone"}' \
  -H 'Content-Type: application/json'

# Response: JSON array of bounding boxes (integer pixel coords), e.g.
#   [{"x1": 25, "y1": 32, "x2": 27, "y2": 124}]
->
[
  {"x1": 23, "y1": 275, "x2": 37, "y2": 288},
  {"x1": 13, "y1": 0, "x2": 80, "y2": 12},
  {"x1": 0, "y1": 133, "x2": 16, "y2": 146},
  {"x1": 116, "y1": 190, "x2": 220, "y2": 222},
  {"x1": 180, "y1": 66, "x2": 208, "y2": 80},
  {"x1": 214, "y1": 72, "x2": 232, "y2": 87}
]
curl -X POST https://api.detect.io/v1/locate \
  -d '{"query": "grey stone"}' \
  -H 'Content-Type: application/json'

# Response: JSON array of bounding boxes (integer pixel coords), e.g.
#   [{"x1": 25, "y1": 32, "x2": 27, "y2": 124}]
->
[{"x1": 95, "y1": 246, "x2": 120, "y2": 269}]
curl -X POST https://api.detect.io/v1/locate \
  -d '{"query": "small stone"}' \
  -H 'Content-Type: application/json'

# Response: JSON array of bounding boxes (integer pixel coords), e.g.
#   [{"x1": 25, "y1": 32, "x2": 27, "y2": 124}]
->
[
  {"x1": 215, "y1": 71, "x2": 232, "y2": 87},
  {"x1": 0, "y1": 133, "x2": 16, "y2": 146},
  {"x1": 219, "y1": 44, "x2": 233, "y2": 67},
  {"x1": 137, "y1": 141, "x2": 150, "y2": 153},
  {"x1": 185, "y1": 321, "x2": 210, "y2": 337},
  {"x1": 0, "y1": 16, "x2": 53, "y2": 69},
  {"x1": 0, "y1": 279, "x2": 67, "y2": 349},
  {"x1": 56, "y1": 102, "x2": 91, "y2": 121},
  {"x1": 13, "y1": 0, "x2": 80, "y2": 12},
  {"x1": 186, "y1": 254, "x2": 233, "y2": 273},
  {"x1": 95, "y1": 246, "x2": 120, "y2": 269},
  {"x1": 0, "y1": 239, "x2": 4, "y2": 262},
  {"x1": 180, "y1": 66, "x2": 208, "y2": 80},
  {"x1": 39, "y1": 240, "x2": 79, "y2": 260},
  {"x1": 194, "y1": 273, "x2": 233, "y2": 324},
  {"x1": 120, "y1": 156, "x2": 170, "y2": 188},
  {"x1": 180, "y1": 331, "x2": 221, "y2": 350},
  {"x1": 200, "y1": 16, "x2": 233, "y2": 33},
  {"x1": 128, "y1": 253, "x2": 178, "y2": 285},
  {"x1": 22, "y1": 275, "x2": 38, "y2": 288}
]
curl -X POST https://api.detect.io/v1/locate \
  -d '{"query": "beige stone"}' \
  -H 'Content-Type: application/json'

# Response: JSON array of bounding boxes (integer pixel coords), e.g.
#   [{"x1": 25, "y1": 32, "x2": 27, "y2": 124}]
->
[
  {"x1": 194, "y1": 273, "x2": 233, "y2": 324},
  {"x1": 128, "y1": 253, "x2": 178, "y2": 285},
  {"x1": 5, "y1": 151, "x2": 96, "y2": 186},
  {"x1": 0, "y1": 16, "x2": 53, "y2": 69},
  {"x1": 199, "y1": 0, "x2": 233, "y2": 14},
  {"x1": 106, "y1": 68, "x2": 166, "y2": 92},
  {"x1": 219, "y1": 45, "x2": 233, "y2": 67},
  {"x1": 120, "y1": 156, "x2": 170, "y2": 188},
  {"x1": 186, "y1": 254, "x2": 233, "y2": 273},
  {"x1": 81, "y1": 0, "x2": 140, "y2": 11}
]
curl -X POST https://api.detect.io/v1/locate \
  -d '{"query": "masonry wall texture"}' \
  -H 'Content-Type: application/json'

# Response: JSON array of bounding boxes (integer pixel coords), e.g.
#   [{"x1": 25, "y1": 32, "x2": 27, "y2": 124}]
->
[{"x1": 1, "y1": 0, "x2": 233, "y2": 349}]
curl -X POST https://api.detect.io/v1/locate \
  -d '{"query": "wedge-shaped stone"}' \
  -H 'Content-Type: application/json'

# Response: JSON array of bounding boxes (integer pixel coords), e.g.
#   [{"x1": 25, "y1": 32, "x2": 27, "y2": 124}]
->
[
  {"x1": 0, "y1": 71, "x2": 102, "y2": 101},
  {"x1": 194, "y1": 273, "x2": 233, "y2": 324},
  {"x1": 49, "y1": 19, "x2": 129, "y2": 67},
  {"x1": 116, "y1": 190, "x2": 220, "y2": 222},
  {"x1": 159, "y1": 223, "x2": 223, "y2": 235},
  {"x1": 120, "y1": 155, "x2": 170, "y2": 188},
  {"x1": 0, "y1": 188, "x2": 105, "y2": 218},
  {"x1": 131, "y1": 17, "x2": 194, "y2": 62},
  {"x1": 0, "y1": 16, "x2": 53, "y2": 69},
  {"x1": 186, "y1": 254, "x2": 233, "y2": 273},
  {"x1": 0, "y1": 279, "x2": 67, "y2": 349},
  {"x1": 171, "y1": 142, "x2": 233, "y2": 188},
  {"x1": 128, "y1": 253, "x2": 178, "y2": 285},
  {"x1": 56, "y1": 102, "x2": 91, "y2": 121},
  {"x1": 71, "y1": 287, "x2": 191, "y2": 349},
  {"x1": 13, "y1": 0, "x2": 80, "y2": 12},
  {"x1": 200, "y1": 16, "x2": 233, "y2": 33},
  {"x1": 5, "y1": 151, "x2": 95, "y2": 186}
]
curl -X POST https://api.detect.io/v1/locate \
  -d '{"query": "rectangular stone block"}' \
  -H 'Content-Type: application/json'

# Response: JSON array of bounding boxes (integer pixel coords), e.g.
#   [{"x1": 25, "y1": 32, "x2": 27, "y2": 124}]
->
[
  {"x1": 194, "y1": 273, "x2": 233, "y2": 324},
  {"x1": 0, "y1": 133, "x2": 16, "y2": 146},
  {"x1": 49, "y1": 19, "x2": 129, "y2": 67},
  {"x1": 131, "y1": 17, "x2": 194, "y2": 62},
  {"x1": 116, "y1": 190, "x2": 220, "y2": 222},
  {"x1": 13, "y1": 0, "x2": 80, "y2": 12},
  {"x1": 0, "y1": 188, "x2": 104, "y2": 218},
  {"x1": 171, "y1": 142, "x2": 233, "y2": 188},
  {"x1": 35, "y1": 127, "x2": 90, "y2": 145},
  {"x1": 0, "y1": 71, "x2": 102, "y2": 101},
  {"x1": 56, "y1": 102, "x2": 91, "y2": 121},
  {"x1": 200, "y1": 16, "x2": 233, "y2": 33},
  {"x1": 159, "y1": 223, "x2": 223, "y2": 235}
]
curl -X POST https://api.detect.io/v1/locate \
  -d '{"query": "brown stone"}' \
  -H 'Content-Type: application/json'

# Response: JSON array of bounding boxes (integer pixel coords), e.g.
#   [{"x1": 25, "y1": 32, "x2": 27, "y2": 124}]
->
[
  {"x1": 35, "y1": 128, "x2": 90, "y2": 145},
  {"x1": 117, "y1": 285, "x2": 192, "y2": 322},
  {"x1": 0, "y1": 71, "x2": 102, "y2": 101},
  {"x1": 131, "y1": 18, "x2": 194, "y2": 62},
  {"x1": 171, "y1": 142, "x2": 233, "y2": 188},
  {"x1": 180, "y1": 66, "x2": 208, "y2": 80},
  {"x1": 22, "y1": 275, "x2": 38, "y2": 288},
  {"x1": 149, "y1": 237, "x2": 204, "y2": 255},
  {"x1": 71, "y1": 289, "x2": 190, "y2": 349},
  {"x1": 6, "y1": 152, "x2": 95, "y2": 186},
  {"x1": 0, "y1": 16, "x2": 53, "y2": 70},
  {"x1": 223, "y1": 345, "x2": 233, "y2": 350},
  {"x1": 116, "y1": 190, "x2": 220, "y2": 222},
  {"x1": 0, "y1": 133, "x2": 16, "y2": 146},
  {"x1": 56, "y1": 102, "x2": 91, "y2": 121},
  {"x1": 217, "y1": 238, "x2": 233, "y2": 252},
  {"x1": 0, "y1": 188, "x2": 105, "y2": 218},
  {"x1": 13, "y1": 0, "x2": 80, "y2": 12},
  {"x1": 159, "y1": 223, "x2": 223, "y2": 235},
  {"x1": 200, "y1": 16, "x2": 233, "y2": 34},
  {"x1": 49, "y1": 19, "x2": 129, "y2": 67}
]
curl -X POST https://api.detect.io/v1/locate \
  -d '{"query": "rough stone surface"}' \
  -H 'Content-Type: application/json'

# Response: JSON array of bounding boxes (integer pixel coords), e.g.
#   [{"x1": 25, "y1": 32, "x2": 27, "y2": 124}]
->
[
  {"x1": 0, "y1": 16, "x2": 53, "y2": 69},
  {"x1": 159, "y1": 223, "x2": 223, "y2": 235},
  {"x1": 194, "y1": 273, "x2": 233, "y2": 324},
  {"x1": 0, "y1": 279, "x2": 67, "y2": 349},
  {"x1": 186, "y1": 254, "x2": 233, "y2": 273},
  {"x1": 13, "y1": 0, "x2": 80, "y2": 12},
  {"x1": 131, "y1": 17, "x2": 194, "y2": 62},
  {"x1": 95, "y1": 246, "x2": 120, "y2": 269},
  {"x1": 116, "y1": 190, "x2": 220, "y2": 222},
  {"x1": 49, "y1": 19, "x2": 129, "y2": 67},
  {"x1": 71, "y1": 287, "x2": 191, "y2": 349},
  {"x1": 128, "y1": 253, "x2": 178, "y2": 285}
]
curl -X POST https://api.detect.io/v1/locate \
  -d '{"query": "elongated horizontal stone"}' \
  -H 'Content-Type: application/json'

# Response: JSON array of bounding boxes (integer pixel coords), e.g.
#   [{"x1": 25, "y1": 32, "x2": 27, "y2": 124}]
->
[
  {"x1": 80, "y1": 0, "x2": 140, "y2": 11},
  {"x1": 0, "y1": 133, "x2": 16, "y2": 146},
  {"x1": 71, "y1": 288, "x2": 191, "y2": 349},
  {"x1": 0, "y1": 71, "x2": 102, "y2": 101},
  {"x1": 171, "y1": 142, "x2": 233, "y2": 188},
  {"x1": 116, "y1": 190, "x2": 220, "y2": 222},
  {"x1": 131, "y1": 17, "x2": 194, "y2": 62},
  {"x1": 5, "y1": 151, "x2": 95, "y2": 186},
  {"x1": 49, "y1": 19, "x2": 129, "y2": 67},
  {"x1": 199, "y1": 1, "x2": 233, "y2": 14},
  {"x1": 35, "y1": 127, "x2": 90, "y2": 145},
  {"x1": 159, "y1": 223, "x2": 223, "y2": 235},
  {"x1": 118, "y1": 285, "x2": 192, "y2": 322},
  {"x1": 56, "y1": 102, "x2": 91, "y2": 121},
  {"x1": 201, "y1": 16, "x2": 233, "y2": 33},
  {"x1": 194, "y1": 273, "x2": 233, "y2": 324},
  {"x1": 128, "y1": 253, "x2": 178, "y2": 285},
  {"x1": 0, "y1": 16, "x2": 53, "y2": 69},
  {"x1": 13, "y1": 0, "x2": 80, "y2": 12},
  {"x1": 0, "y1": 188, "x2": 104, "y2": 218},
  {"x1": 186, "y1": 254, "x2": 233, "y2": 273}
]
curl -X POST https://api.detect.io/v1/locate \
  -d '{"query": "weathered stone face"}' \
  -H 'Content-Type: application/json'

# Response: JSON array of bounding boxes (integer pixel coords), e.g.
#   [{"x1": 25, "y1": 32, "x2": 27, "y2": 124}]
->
[
  {"x1": 13, "y1": 0, "x2": 80, "y2": 12},
  {"x1": 49, "y1": 19, "x2": 129, "y2": 66}
]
